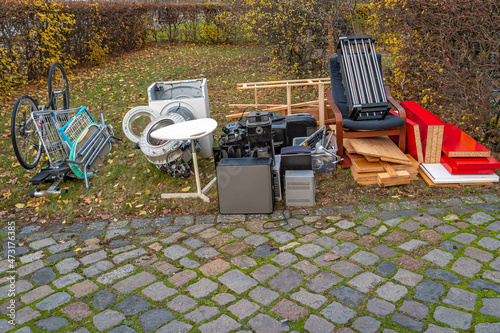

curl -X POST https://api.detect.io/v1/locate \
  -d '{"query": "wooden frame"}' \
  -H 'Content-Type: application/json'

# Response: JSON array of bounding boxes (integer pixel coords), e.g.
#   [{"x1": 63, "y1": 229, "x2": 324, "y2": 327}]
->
[
  {"x1": 326, "y1": 86, "x2": 406, "y2": 155},
  {"x1": 227, "y1": 78, "x2": 332, "y2": 126}
]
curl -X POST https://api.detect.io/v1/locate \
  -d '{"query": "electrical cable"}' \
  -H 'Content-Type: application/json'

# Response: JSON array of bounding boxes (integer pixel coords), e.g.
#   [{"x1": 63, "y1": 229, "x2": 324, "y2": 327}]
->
[{"x1": 262, "y1": 202, "x2": 309, "y2": 230}]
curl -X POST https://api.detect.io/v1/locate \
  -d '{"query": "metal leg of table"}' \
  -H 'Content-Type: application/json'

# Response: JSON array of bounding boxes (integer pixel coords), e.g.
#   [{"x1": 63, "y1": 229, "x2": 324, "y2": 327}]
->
[{"x1": 161, "y1": 139, "x2": 214, "y2": 203}]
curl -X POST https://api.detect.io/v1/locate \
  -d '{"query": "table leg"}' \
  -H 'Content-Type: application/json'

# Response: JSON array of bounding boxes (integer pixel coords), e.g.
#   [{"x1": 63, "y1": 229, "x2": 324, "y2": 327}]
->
[
  {"x1": 160, "y1": 139, "x2": 212, "y2": 203},
  {"x1": 191, "y1": 140, "x2": 202, "y2": 196}
]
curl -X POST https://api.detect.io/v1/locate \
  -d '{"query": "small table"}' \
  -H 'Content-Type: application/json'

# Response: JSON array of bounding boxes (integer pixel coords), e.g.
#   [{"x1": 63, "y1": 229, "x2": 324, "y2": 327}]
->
[{"x1": 150, "y1": 118, "x2": 218, "y2": 203}]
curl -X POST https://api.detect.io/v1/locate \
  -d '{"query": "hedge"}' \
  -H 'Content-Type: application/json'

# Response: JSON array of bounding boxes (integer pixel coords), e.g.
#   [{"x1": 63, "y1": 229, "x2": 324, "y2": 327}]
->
[
  {"x1": 369, "y1": 0, "x2": 500, "y2": 146},
  {"x1": 0, "y1": 0, "x2": 231, "y2": 93}
]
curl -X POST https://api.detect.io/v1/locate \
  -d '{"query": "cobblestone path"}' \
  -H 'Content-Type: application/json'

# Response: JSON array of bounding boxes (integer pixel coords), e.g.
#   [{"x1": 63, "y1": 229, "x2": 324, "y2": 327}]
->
[{"x1": 1, "y1": 194, "x2": 500, "y2": 332}]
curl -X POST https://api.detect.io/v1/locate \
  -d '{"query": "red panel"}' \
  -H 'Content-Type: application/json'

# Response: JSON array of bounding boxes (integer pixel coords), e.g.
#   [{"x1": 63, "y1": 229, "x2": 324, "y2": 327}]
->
[
  {"x1": 402, "y1": 101, "x2": 444, "y2": 163},
  {"x1": 442, "y1": 160, "x2": 495, "y2": 175},
  {"x1": 442, "y1": 124, "x2": 490, "y2": 157},
  {"x1": 441, "y1": 154, "x2": 500, "y2": 170},
  {"x1": 401, "y1": 101, "x2": 445, "y2": 125}
]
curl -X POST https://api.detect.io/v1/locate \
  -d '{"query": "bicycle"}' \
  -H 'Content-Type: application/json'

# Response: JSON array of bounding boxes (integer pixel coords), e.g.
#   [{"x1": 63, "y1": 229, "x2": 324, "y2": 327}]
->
[
  {"x1": 10, "y1": 62, "x2": 118, "y2": 196},
  {"x1": 11, "y1": 62, "x2": 70, "y2": 169}
]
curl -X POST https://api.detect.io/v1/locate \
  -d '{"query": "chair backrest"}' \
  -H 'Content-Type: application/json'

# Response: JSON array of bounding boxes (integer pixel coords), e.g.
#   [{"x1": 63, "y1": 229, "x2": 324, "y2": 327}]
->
[
  {"x1": 329, "y1": 55, "x2": 350, "y2": 119},
  {"x1": 330, "y1": 36, "x2": 390, "y2": 121}
]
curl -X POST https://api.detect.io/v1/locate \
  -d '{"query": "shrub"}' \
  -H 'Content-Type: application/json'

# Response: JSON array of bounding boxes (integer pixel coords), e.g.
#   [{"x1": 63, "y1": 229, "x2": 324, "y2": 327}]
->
[
  {"x1": 0, "y1": 0, "x2": 76, "y2": 92},
  {"x1": 222, "y1": 0, "x2": 360, "y2": 76},
  {"x1": 369, "y1": 0, "x2": 500, "y2": 148},
  {"x1": 0, "y1": 1, "x2": 154, "y2": 93}
]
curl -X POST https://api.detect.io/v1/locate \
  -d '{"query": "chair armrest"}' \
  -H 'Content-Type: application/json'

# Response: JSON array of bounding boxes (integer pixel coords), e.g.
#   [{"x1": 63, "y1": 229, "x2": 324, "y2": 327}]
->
[
  {"x1": 385, "y1": 86, "x2": 406, "y2": 121},
  {"x1": 326, "y1": 89, "x2": 344, "y2": 123},
  {"x1": 326, "y1": 89, "x2": 345, "y2": 153}
]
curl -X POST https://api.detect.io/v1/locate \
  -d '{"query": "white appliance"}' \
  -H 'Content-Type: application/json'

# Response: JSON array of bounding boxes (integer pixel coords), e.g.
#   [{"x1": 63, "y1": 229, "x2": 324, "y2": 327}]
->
[
  {"x1": 285, "y1": 170, "x2": 316, "y2": 206},
  {"x1": 147, "y1": 79, "x2": 212, "y2": 158}
]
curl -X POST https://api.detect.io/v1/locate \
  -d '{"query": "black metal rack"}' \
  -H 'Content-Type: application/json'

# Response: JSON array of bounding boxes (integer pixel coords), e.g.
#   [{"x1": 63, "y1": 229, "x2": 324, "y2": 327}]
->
[{"x1": 337, "y1": 35, "x2": 391, "y2": 121}]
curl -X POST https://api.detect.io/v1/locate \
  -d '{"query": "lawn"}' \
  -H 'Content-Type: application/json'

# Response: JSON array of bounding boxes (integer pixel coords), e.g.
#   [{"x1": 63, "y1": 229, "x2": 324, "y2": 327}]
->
[{"x1": 0, "y1": 42, "x2": 499, "y2": 225}]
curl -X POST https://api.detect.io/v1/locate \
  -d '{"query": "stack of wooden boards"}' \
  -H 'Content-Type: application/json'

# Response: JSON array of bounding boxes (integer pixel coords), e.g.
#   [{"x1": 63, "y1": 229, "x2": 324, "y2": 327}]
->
[
  {"x1": 402, "y1": 101, "x2": 500, "y2": 186},
  {"x1": 345, "y1": 136, "x2": 419, "y2": 187}
]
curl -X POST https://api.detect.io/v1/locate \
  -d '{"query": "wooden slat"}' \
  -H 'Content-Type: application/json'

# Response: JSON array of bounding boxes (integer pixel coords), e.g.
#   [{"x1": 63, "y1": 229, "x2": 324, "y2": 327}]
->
[
  {"x1": 380, "y1": 161, "x2": 397, "y2": 177},
  {"x1": 349, "y1": 153, "x2": 418, "y2": 174},
  {"x1": 433, "y1": 125, "x2": 444, "y2": 163},
  {"x1": 344, "y1": 139, "x2": 356, "y2": 154},
  {"x1": 237, "y1": 80, "x2": 331, "y2": 90},
  {"x1": 365, "y1": 155, "x2": 380, "y2": 163},
  {"x1": 377, "y1": 170, "x2": 411, "y2": 187},
  {"x1": 352, "y1": 167, "x2": 418, "y2": 182},
  {"x1": 349, "y1": 136, "x2": 412, "y2": 165}
]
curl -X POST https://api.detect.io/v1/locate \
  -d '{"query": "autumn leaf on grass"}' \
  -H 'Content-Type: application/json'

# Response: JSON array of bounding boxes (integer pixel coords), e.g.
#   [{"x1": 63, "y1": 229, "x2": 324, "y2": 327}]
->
[
  {"x1": 181, "y1": 187, "x2": 191, "y2": 192},
  {"x1": 15, "y1": 203, "x2": 25, "y2": 209}
]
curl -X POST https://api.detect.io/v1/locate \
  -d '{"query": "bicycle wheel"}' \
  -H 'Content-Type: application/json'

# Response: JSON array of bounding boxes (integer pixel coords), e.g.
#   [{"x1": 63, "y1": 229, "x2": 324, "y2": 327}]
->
[
  {"x1": 11, "y1": 95, "x2": 42, "y2": 169},
  {"x1": 48, "y1": 62, "x2": 70, "y2": 110}
]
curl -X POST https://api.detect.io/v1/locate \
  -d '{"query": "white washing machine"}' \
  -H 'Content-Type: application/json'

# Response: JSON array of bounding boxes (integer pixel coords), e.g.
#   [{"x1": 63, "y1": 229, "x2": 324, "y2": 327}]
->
[{"x1": 147, "y1": 79, "x2": 212, "y2": 158}]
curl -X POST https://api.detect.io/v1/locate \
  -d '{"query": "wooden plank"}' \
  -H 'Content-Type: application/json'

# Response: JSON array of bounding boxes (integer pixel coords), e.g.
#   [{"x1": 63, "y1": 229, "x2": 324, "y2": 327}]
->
[
  {"x1": 380, "y1": 161, "x2": 397, "y2": 177},
  {"x1": 352, "y1": 168, "x2": 417, "y2": 181},
  {"x1": 349, "y1": 153, "x2": 418, "y2": 174},
  {"x1": 424, "y1": 126, "x2": 436, "y2": 163},
  {"x1": 406, "y1": 119, "x2": 424, "y2": 163},
  {"x1": 318, "y1": 83, "x2": 325, "y2": 126},
  {"x1": 442, "y1": 124, "x2": 491, "y2": 157},
  {"x1": 433, "y1": 125, "x2": 444, "y2": 163},
  {"x1": 348, "y1": 154, "x2": 419, "y2": 174},
  {"x1": 344, "y1": 139, "x2": 356, "y2": 154},
  {"x1": 237, "y1": 78, "x2": 331, "y2": 90},
  {"x1": 349, "y1": 136, "x2": 412, "y2": 165},
  {"x1": 377, "y1": 170, "x2": 411, "y2": 187},
  {"x1": 365, "y1": 155, "x2": 380, "y2": 163},
  {"x1": 225, "y1": 100, "x2": 320, "y2": 119},
  {"x1": 229, "y1": 104, "x2": 282, "y2": 108}
]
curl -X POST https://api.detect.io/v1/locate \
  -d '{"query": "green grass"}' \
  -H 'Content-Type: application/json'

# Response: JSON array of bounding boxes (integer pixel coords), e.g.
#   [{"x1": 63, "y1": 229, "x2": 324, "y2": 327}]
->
[{"x1": 0, "y1": 42, "x2": 499, "y2": 226}]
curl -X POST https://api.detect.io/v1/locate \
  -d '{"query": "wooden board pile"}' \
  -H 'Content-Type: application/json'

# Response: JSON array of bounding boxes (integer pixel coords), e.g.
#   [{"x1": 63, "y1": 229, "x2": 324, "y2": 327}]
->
[
  {"x1": 345, "y1": 137, "x2": 419, "y2": 187},
  {"x1": 402, "y1": 101, "x2": 500, "y2": 187}
]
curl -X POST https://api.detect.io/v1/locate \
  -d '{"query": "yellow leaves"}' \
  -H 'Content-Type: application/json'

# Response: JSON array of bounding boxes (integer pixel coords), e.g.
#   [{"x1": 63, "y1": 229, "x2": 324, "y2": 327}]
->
[
  {"x1": 74, "y1": 248, "x2": 82, "y2": 252},
  {"x1": 181, "y1": 186, "x2": 191, "y2": 192},
  {"x1": 15, "y1": 203, "x2": 25, "y2": 209}
]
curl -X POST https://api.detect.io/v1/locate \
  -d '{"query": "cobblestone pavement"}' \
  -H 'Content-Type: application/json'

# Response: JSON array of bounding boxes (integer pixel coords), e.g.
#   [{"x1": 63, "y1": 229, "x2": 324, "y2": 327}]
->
[{"x1": 2, "y1": 194, "x2": 500, "y2": 332}]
